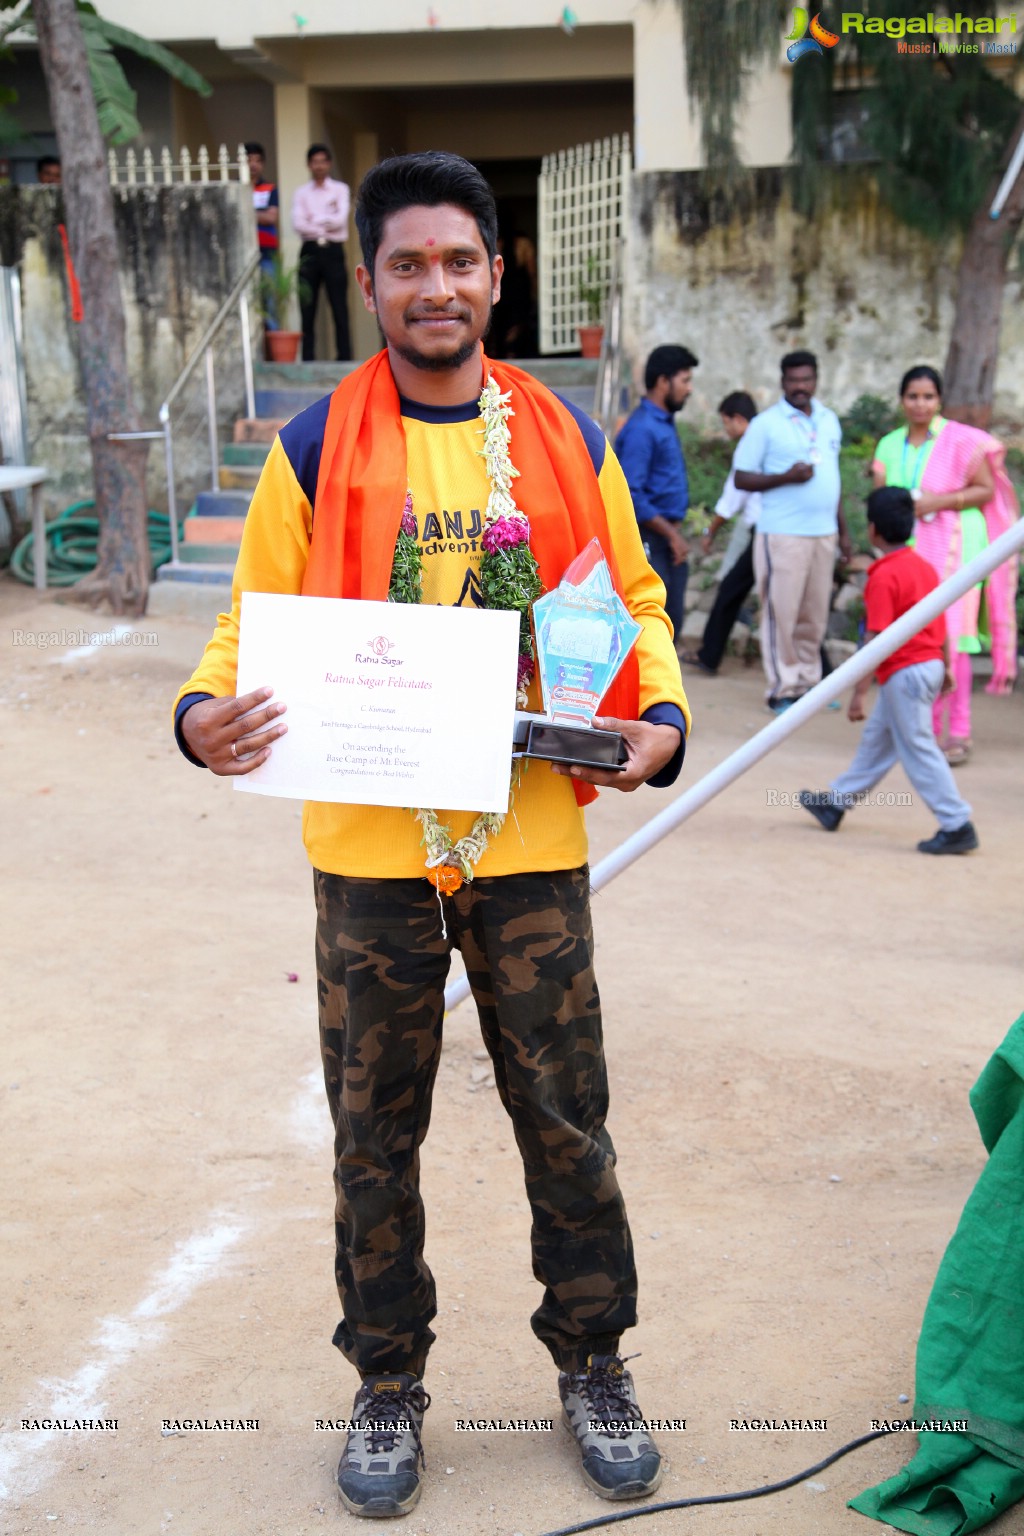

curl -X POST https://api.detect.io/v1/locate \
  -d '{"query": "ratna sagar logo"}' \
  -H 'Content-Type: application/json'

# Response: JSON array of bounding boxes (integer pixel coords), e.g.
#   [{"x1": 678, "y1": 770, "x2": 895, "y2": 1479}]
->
[{"x1": 786, "y1": 8, "x2": 840, "y2": 61}]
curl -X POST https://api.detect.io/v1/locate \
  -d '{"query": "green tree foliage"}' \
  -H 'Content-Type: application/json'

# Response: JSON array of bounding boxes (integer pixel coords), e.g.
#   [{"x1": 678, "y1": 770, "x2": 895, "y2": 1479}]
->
[
  {"x1": 677, "y1": 0, "x2": 1021, "y2": 235},
  {"x1": 0, "y1": 0, "x2": 210, "y2": 144},
  {"x1": 790, "y1": 1, "x2": 1021, "y2": 233},
  {"x1": 679, "y1": 0, "x2": 783, "y2": 179}
]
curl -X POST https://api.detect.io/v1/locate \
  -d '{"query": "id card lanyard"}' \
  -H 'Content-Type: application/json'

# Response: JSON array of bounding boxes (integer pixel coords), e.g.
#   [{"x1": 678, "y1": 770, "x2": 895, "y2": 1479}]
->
[
  {"x1": 793, "y1": 405, "x2": 819, "y2": 464},
  {"x1": 900, "y1": 429, "x2": 932, "y2": 491}
]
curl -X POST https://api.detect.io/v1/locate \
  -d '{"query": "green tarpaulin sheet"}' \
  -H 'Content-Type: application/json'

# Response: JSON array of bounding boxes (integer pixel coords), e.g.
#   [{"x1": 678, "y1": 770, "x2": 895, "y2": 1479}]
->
[{"x1": 849, "y1": 1011, "x2": 1024, "y2": 1535}]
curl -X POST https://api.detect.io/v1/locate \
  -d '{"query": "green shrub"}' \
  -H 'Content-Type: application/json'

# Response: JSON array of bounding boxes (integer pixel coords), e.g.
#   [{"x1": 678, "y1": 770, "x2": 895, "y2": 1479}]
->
[
  {"x1": 841, "y1": 394, "x2": 901, "y2": 444},
  {"x1": 840, "y1": 439, "x2": 877, "y2": 554},
  {"x1": 676, "y1": 423, "x2": 734, "y2": 523}
]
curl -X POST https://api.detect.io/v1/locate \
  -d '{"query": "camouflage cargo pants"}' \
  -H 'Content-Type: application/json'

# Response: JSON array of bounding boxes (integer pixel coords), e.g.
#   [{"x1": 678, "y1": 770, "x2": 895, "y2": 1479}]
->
[{"x1": 313, "y1": 866, "x2": 637, "y2": 1379}]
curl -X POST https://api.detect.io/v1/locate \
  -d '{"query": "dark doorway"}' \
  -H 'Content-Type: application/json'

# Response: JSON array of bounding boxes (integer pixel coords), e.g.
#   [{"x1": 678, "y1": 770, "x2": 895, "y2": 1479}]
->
[{"x1": 475, "y1": 157, "x2": 541, "y2": 359}]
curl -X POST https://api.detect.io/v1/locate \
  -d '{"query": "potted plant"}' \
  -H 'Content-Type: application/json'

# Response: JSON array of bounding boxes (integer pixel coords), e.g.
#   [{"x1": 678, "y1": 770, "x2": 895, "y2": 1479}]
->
[
  {"x1": 577, "y1": 254, "x2": 605, "y2": 358},
  {"x1": 259, "y1": 253, "x2": 307, "y2": 363}
]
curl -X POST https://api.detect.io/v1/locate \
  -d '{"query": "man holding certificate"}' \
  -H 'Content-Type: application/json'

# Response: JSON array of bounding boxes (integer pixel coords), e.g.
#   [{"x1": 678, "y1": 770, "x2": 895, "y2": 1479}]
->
[{"x1": 173, "y1": 152, "x2": 690, "y2": 1519}]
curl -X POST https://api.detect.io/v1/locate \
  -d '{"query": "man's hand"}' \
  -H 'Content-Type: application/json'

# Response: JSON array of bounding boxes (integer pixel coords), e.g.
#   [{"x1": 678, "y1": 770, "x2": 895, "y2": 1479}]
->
[
  {"x1": 941, "y1": 664, "x2": 957, "y2": 696},
  {"x1": 785, "y1": 461, "x2": 814, "y2": 484},
  {"x1": 668, "y1": 528, "x2": 690, "y2": 567},
  {"x1": 700, "y1": 530, "x2": 714, "y2": 557},
  {"x1": 551, "y1": 717, "x2": 681, "y2": 793},
  {"x1": 181, "y1": 687, "x2": 288, "y2": 775}
]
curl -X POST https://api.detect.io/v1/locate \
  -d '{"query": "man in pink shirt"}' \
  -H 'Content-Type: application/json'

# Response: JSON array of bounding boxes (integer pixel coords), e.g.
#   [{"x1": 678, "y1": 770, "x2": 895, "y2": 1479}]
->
[{"x1": 291, "y1": 143, "x2": 352, "y2": 361}]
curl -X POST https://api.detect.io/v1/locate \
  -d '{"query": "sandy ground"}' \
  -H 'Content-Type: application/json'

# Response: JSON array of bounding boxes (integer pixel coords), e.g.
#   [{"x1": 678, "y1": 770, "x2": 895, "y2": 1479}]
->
[{"x1": 2, "y1": 572, "x2": 1022, "y2": 1536}]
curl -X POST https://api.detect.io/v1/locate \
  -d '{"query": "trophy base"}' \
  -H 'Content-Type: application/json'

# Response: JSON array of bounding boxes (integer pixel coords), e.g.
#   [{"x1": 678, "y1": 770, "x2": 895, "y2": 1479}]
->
[{"x1": 512, "y1": 713, "x2": 628, "y2": 771}]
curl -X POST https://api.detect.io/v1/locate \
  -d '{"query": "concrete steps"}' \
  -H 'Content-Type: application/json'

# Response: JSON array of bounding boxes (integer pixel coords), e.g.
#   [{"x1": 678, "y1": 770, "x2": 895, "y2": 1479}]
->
[
  {"x1": 194, "y1": 489, "x2": 253, "y2": 519},
  {"x1": 223, "y1": 442, "x2": 271, "y2": 466},
  {"x1": 218, "y1": 463, "x2": 262, "y2": 491},
  {"x1": 158, "y1": 560, "x2": 237, "y2": 584},
  {"x1": 184, "y1": 515, "x2": 247, "y2": 545},
  {"x1": 234, "y1": 418, "x2": 288, "y2": 443},
  {"x1": 177, "y1": 543, "x2": 241, "y2": 564}
]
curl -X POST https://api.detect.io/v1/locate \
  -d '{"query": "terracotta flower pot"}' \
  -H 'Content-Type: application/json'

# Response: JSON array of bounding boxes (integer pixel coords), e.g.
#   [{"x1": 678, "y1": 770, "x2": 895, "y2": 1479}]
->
[
  {"x1": 264, "y1": 330, "x2": 302, "y2": 363},
  {"x1": 578, "y1": 323, "x2": 604, "y2": 359}
]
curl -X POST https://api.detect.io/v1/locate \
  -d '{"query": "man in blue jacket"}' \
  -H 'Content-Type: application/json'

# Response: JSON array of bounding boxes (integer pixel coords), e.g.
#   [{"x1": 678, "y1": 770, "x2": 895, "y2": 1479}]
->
[{"x1": 614, "y1": 345, "x2": 699, "y2": 642}]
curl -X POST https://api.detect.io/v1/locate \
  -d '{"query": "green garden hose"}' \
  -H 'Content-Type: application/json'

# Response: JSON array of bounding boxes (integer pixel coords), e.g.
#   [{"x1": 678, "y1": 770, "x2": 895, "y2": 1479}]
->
[{"x1": 10, "y1": 501, "x2": 178, "y2": 586}]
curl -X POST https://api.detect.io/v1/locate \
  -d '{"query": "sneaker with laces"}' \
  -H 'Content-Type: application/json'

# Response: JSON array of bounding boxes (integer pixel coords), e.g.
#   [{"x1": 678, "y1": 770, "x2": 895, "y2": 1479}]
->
[
  {"x1": 917, "y1": 821, "x2": 979, "y2": 855},
  {"x1": 558, "y1": 1354, "x2": 663, "y2": 1501},
  {"x1": 797, "y1": 789, "x2": 844, "y2": 832},
  {"x1": 336, "y1": 1372, "x2": 430, "y2": 1519}
]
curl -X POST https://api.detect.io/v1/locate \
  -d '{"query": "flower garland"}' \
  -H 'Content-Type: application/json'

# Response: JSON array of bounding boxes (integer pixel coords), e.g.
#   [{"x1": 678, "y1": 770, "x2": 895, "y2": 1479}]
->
[{"x1": 387, "y1": 375, "x2": 542, "y2": 893}]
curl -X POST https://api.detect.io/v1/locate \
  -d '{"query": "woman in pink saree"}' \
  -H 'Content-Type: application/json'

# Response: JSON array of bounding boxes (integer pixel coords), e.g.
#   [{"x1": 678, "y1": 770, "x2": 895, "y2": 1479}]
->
[{"x1": 873, "y1": 366, "x2": 1019, "y2": 765}]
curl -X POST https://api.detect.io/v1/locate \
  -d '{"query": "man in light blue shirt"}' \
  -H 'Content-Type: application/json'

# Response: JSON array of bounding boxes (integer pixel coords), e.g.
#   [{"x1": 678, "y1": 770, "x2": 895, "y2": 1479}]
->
[{"x1": 734, "y1": 351, "x2": 851, "y2": 711}]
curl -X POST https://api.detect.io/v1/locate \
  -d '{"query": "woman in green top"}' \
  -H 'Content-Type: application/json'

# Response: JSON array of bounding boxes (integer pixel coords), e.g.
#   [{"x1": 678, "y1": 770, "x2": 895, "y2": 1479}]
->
[{"x1": 872, "y1": 365, "x2": 1018, "y2": 766}]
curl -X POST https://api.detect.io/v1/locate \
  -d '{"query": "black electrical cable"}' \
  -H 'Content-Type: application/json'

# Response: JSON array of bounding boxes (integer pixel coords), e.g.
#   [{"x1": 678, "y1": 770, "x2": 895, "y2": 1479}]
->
[{"x1": 536, "y1": 1427, "x2": 897, "y2": 1536}]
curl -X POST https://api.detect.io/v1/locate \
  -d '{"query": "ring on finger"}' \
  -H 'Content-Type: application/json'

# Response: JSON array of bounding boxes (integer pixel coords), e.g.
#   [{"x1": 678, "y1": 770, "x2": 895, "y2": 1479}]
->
[{"x1": 230, "y1": 741, "x2": 238, "y2": 759}]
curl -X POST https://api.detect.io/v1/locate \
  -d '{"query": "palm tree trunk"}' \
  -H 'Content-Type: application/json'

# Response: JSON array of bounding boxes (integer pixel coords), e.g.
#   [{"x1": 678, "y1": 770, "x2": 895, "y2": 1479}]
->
[
  {"x1": 943, "y1": 106, "x2": 1024, "y2": 429},
  {"x1": 33, "y1": 0, "x2": 150, "y2": 614}
]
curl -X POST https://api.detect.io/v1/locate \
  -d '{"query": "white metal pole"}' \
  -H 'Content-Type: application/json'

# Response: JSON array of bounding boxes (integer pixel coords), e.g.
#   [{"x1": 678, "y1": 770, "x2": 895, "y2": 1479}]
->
[
  {"x1": 443, "y1": 517, "x2": 1024, "y2": 1014},
  {"x1": 205, "y1": 346, "x2": 219, "y2": 493},
  {"x1": 160, "y1": 404, "x2": 180, "y2": 565},
  {"x1": 239, "y1": 291, "x2": 256, "y2": 421}
]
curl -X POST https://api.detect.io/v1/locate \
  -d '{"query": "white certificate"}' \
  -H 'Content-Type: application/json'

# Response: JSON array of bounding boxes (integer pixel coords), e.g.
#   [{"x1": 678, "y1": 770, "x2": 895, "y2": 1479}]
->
[{"x1": 234, "y1": 593, "x2": 520, "y2": 811}]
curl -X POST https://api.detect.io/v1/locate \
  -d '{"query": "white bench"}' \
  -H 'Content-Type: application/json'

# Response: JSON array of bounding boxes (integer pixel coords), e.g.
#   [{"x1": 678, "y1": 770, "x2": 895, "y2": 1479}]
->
[{"x1": 0, "y1": 466, "x2": 48, "y2": 590}]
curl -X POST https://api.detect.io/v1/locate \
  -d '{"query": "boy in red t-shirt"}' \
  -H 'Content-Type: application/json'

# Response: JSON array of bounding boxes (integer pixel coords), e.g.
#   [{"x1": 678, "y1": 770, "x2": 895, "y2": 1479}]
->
[{"x1": 799, "y1": 486, "x2": 977, "y2": 854}]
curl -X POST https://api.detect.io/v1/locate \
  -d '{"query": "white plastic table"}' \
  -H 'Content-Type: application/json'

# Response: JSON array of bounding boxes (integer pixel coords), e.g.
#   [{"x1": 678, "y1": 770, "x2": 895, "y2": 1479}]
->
[{"x1": 0, "y1": 465, "x2": 48, "y2": 590}]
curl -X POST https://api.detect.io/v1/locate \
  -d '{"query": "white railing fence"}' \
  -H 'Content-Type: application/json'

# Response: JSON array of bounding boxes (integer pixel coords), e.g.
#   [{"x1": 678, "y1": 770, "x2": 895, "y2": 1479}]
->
[
  {"x1": 538, "y1": 134, "x2": 632, "y2": 355},
  {"x1": 0, "y1": 266, "x2": 29, "y2": 539},
  {"x1": 108, "y1": 144, "x2": 251, "y2": 187}
]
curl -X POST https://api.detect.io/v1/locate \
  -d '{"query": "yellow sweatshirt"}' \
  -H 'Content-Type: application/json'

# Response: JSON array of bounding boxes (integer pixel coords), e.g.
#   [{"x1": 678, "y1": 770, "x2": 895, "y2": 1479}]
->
[{"x1": 174, "y1": 390, "x2": 690, "y2": 877}]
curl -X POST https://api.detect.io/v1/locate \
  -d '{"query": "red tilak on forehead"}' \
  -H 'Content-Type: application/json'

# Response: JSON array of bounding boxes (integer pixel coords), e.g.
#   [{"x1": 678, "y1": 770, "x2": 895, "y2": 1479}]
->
[{"x1": 425, "y1": 238, "x2": 436, "y2": 246}]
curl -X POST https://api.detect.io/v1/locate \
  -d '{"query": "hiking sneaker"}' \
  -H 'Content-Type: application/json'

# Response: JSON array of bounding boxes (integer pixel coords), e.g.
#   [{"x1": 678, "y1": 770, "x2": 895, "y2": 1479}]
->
[
  {"x1": 336, "y1": 1372, "x2": 430, "y2": 1519},
  {"x1": 917, "y1": 821, "x2": 979, "y2": 856},
  {"x1": 798, "y1": 789, "x2": 844, "y2": 832},
  {"x1": 558, "y1": 1354, "x2": 663, "y2": 1501}
]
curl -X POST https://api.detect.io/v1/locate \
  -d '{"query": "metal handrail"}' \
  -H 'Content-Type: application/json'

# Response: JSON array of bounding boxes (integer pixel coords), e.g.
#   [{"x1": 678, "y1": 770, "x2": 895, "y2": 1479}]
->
[
  {"x1": 594, "y1": 238, "x2": 625, "y2": 438},
  {"x1": 154, "y1": 248, "x2": 260, "y2": 565},
  {"x1": 161, "y1": 249, "x2": 259, "y2": 414}
]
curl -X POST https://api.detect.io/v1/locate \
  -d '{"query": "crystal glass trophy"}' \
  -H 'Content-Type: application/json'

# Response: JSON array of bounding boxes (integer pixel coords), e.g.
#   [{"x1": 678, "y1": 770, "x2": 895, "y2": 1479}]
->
[{"x1": 512, "y1": 539, "x2": 642, "y2": 771}]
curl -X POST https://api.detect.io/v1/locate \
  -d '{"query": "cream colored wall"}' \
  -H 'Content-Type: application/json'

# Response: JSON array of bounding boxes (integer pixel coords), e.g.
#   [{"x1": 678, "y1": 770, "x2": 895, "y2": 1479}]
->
[
  {"x1": 632, "y1": 0, "x2": 696, "y2": 171},
  {"x1": 736, "y1": 65, "x2": 792, "y2": 169},
  {"x1": 625, "y1": 172, "x2": 1024, "y2": 429},
  {"x1": 268, "y1": 27, "x2": 633, "y2": 89},
  {"x1": 633, "y1": 1, "x2": 791, "y2": 170},
  {"x1": 95, "y1": 0, "x2": 635, "y2": 46}
]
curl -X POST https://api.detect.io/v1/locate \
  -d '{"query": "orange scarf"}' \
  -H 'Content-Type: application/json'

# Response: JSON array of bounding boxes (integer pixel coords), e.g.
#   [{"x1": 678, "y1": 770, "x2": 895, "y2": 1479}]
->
[{"x1": 302, "y1": 347, "x2": 640, "y2": 805}]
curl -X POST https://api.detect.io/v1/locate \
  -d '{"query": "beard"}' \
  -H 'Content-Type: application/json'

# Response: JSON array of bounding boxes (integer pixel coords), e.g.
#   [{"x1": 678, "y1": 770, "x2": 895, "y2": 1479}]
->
[
  {"x1": 384, "y1": 302, "x2": 493, "y2": 373},
  {"x1": 391, "y1": 334, "x2": 482, "y2": 373}
]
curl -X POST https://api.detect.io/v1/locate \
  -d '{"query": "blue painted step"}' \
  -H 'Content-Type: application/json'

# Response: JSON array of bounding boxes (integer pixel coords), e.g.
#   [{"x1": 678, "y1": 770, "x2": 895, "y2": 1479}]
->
[
  {"x1": 194, "y1": 489, "x2": 253, "y2": 518},
  {"x1": 254, "y1": 386, "x2": 331, "y2": 421},
  {"x1": 158, "y1": 561, "x2": 235, "y2": 584}
]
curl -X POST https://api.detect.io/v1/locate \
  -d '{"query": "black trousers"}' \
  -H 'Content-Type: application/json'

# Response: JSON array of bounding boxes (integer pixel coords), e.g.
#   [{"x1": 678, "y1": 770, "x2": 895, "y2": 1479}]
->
[
  {"x1": 697, "y1": 536, "x2": 755, "y2": 671},
  {"x1": 698, "y1": 534, "x2": 835, "y2": 678},
  {"x1": 642, "y1": 526, "x2": 688, "y2": 640},
  {"x1": 299, "y1": 241, "x2": 351, "y2": 361}
]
